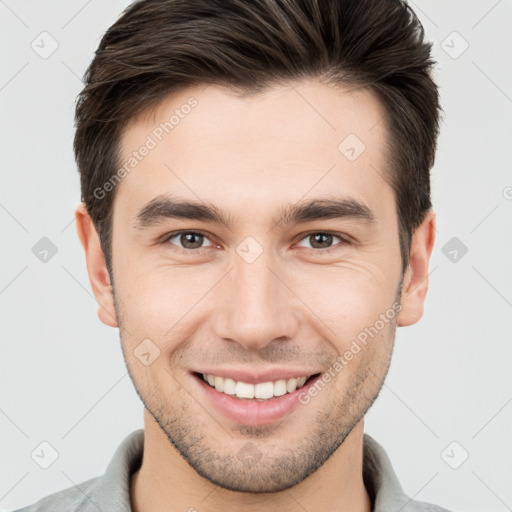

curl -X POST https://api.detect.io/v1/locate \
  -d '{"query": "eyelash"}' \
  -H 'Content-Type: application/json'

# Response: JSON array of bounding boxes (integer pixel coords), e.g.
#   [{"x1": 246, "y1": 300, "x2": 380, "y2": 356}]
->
[{"x1": 161, "y1": 229, "x2": 351, "y2": 253}]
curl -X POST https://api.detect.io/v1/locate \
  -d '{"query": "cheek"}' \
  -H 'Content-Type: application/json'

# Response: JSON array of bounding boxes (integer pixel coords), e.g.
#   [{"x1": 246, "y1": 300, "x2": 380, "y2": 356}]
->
[
  {"x1": 117, "y1": 264, "x2": 214, "y2": 340},
  {"x1": 326, "y1": 317, "x2": 396, "y2": 397},
  {"x1": 294, "y1": 264, "x2": 398, "y2": 342}
]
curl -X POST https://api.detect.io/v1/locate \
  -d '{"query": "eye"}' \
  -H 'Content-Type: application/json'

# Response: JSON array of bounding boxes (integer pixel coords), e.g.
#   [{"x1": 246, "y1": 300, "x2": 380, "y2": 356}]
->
[
  {"x1": 295, "y1": 232, "x2": 349, "y2": 251},
  {"x1": 161, "y1": 230, "x2": 350, "y2": 253},
  {"x1": 163, "y1": 230, "x2": 214, "y2": 250}
]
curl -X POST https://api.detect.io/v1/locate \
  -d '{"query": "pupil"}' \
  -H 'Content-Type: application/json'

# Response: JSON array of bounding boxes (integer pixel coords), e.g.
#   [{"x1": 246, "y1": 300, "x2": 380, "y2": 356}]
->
[
  {"x1": 312, "y1": 233, "x2": 332, "y2": 248},
  {"x1": 182, "y1": 233, "x2": 203, "y2": 249}
]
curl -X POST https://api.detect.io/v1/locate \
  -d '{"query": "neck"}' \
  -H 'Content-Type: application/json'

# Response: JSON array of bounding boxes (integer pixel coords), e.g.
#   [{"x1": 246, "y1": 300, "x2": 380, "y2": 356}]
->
[{"x1": 130, "y1": 410, "x2": 372, "y2": 512}]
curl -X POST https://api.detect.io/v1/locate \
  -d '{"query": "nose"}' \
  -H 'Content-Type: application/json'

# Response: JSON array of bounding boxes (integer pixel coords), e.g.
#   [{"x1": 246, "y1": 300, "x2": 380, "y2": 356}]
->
[{"x1": 213, "y1": 251, "x2": 299, "y2": 351}]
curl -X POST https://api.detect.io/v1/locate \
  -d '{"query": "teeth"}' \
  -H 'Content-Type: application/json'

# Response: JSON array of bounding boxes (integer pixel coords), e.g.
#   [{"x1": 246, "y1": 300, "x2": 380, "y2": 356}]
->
[
  {"x1": 223, "y1": 378, "x2": 236, "y2": 395},
  {"x1": 214, "y1": 375, "x2": 224, "y2": 392},
  {"x1": 201, "y1": 373, "x2": 314, "y2": 400},
  {"x1": 297, "y1": 376, "x2": 307, "y2": 387},
  {"x1": 255, "y1": 381, "x2": 274, "y2": 399},
  {"x1": 235, "y1": 381, "x2": 254, "y2": 399},
  {"x1": 274, "y1": 379, "x2": 287, "y2": 397},
  {"x1": 286, "y1": 378, "x2": 298, "y2": 393}
]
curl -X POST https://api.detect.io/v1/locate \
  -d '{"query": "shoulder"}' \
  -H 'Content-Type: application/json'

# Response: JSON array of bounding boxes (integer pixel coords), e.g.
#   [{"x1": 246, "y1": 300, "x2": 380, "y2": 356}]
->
[
  {"x1": 405, "y1": 498, "x2": 454, "y2": 512},
  {"x1": 362, "y1": 433, "x2": 455, "y2": 512},
  {"x1": 12, "y1": 429, "x2": 144, "y2": 512},
  {"x1": 11, "y1": 476, "x2": 99, "y2": 512}
]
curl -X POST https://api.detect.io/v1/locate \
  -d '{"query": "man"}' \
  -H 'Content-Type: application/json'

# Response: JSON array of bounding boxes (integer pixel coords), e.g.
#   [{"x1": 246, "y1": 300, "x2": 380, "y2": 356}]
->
[{"x1": 15, "y1": 0, "x2": 451, "y2": 510}]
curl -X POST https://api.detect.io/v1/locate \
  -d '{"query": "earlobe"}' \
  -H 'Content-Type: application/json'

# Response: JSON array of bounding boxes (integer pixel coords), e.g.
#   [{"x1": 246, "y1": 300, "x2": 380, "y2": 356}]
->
[
  {"x1": 396, "y1": 209, "x2": 436, "y2": 327},
  {"x1": 75, "y1": 203, "x2": 119, "y2": 328}
]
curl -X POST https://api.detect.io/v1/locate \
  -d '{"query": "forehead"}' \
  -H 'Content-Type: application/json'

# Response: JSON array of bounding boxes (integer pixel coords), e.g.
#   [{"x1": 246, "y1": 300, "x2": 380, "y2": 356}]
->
[{"x1": 114, "y1": 79, "x2": 393, "y2": 226}]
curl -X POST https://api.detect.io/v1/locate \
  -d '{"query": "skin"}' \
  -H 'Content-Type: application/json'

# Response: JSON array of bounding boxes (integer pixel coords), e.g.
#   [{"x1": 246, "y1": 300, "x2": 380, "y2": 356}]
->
[{"x1": 76, "y1": 79, "x2": 435, "y2": 512}]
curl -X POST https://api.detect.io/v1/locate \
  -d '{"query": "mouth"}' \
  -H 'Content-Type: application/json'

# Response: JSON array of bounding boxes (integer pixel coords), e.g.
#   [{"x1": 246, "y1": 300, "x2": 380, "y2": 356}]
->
[
  {"x1": 191, "y1": 371, "x2": 323, "y2": 425},
  {"x1": 193, "y1": 371, "x2": 321, "y2": 401}
]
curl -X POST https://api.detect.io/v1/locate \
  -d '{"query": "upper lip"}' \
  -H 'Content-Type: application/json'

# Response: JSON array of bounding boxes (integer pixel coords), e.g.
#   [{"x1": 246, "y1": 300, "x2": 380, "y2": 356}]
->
[{"x1": 192, "y1": 368, "x2": 321, "y2": 385}]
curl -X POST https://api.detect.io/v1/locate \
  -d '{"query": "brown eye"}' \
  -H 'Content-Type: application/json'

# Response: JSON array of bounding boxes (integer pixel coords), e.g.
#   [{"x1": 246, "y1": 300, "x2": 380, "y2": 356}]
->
[
  {"x1": 164, "y1": 231, "x2": 213, "y2": 250},
  {"x1": 296, "y1": 232, "x2": 347, "y2": 251}
]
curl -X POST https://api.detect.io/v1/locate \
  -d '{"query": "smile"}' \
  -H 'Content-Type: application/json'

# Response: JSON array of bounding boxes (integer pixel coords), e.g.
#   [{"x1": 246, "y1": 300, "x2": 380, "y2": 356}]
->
[
  {"x1": 201, "y1": 373, "x2": 316, "y2": 401},
  {"x1": 191, "y1": 370, "x2": 323, "y2": 425}
]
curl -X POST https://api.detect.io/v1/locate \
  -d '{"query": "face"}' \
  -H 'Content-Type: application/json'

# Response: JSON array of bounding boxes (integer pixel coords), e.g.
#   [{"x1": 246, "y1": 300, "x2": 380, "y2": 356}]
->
[{"x1": 80, "y1": 79, "x2": 431, "y2": 493}]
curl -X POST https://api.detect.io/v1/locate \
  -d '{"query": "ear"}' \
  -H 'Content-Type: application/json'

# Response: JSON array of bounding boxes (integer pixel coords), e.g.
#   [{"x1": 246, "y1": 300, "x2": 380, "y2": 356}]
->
[
  {"x1": 396, "y1": 209, "x2": 436, "y2": 327},
  {"x1": 75, "y1": 202, "x2": 118, "y2": 328}
]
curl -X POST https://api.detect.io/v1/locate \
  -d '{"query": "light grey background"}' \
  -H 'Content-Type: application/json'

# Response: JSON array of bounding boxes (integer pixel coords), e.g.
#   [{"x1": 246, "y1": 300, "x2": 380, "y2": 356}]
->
[{"x1": 1, "y1": 1, "x2": 511, "y2": 511}]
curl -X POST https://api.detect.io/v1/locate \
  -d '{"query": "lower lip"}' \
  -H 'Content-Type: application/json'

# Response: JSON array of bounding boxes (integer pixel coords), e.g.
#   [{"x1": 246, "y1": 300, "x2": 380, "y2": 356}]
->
[{"x1": 192, "y1": 372, "x2": 322, "y2": 426}]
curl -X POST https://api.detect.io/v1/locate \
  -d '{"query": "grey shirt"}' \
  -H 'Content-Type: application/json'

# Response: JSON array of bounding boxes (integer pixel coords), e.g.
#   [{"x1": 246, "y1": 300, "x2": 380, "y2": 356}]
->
[{"x1": 14, "y1": 429, "x2": 452, "y2": 511}]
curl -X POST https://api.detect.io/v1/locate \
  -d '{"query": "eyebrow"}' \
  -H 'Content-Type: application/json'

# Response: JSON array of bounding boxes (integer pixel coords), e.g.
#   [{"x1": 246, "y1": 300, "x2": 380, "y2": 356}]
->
[{"x1": 132, "y1": 194, "x2": 376, "y2": 229}]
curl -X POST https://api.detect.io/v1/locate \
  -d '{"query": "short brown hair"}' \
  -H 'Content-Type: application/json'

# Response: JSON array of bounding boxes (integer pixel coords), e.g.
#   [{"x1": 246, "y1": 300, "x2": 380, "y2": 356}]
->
[{"x1": 74, "y1": 0, "x2": 441, "y2": 278}]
